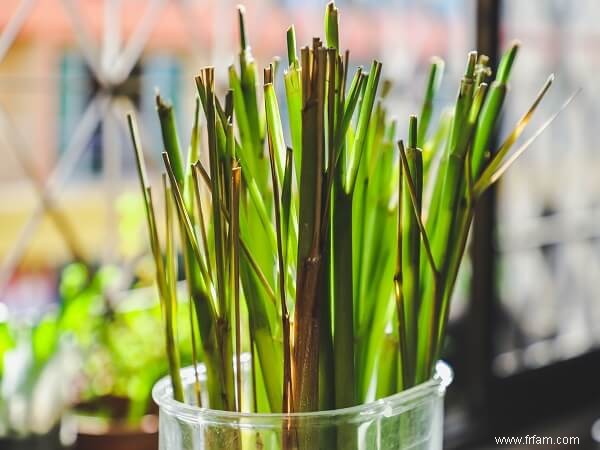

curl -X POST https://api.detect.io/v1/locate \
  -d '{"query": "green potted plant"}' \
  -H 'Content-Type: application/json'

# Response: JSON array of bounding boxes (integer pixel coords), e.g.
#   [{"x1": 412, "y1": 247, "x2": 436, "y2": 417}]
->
[
  {"x1": 128, "y1": 2, "x2": 569, "y2": 449},
  {"x1": 53, "y1": 261, "x2": 194, "y2": 450},
  {"x1": 0, "y1": 296, "x2": 80, "y2": 449}
]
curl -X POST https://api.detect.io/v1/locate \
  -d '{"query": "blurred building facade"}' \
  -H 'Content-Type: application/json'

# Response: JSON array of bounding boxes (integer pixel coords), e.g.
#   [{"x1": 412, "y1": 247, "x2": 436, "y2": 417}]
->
[{"x1": 0, "y1": 0, "x2": 472, "y2": 304}]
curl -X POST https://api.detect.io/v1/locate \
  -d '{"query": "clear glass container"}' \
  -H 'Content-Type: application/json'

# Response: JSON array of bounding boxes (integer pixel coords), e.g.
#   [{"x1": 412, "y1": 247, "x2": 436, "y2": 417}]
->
[{"x1": 153, "y1": 358, "x2": 452, "y2": 450}]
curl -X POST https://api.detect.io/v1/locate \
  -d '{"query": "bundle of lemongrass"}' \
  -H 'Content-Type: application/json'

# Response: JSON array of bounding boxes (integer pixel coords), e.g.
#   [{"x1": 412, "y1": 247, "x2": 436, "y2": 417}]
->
[{"x1": 128, "y1": 2, "x2": 569, "y2": 417}]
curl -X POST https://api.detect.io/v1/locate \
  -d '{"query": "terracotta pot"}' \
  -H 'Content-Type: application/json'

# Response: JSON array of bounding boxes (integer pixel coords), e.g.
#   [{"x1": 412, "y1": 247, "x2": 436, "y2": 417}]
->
[
  {"x1": 74, "y1": 396, "x2": 158, "y2": 450},
  {"x1": 75, "y1": 416, "x2": 158, "y2": 450}
]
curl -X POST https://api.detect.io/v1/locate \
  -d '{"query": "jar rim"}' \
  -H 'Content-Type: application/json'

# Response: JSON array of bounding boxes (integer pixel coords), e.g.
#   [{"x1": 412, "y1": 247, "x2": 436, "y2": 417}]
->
[{"x1": 152, "y1": 360, "x2": 452, "y2": 424}]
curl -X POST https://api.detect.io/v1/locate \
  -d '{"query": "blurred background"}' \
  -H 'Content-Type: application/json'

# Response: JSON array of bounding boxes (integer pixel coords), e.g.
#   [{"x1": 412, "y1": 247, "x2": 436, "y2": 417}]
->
[{"x1": 0, "y1": 0, "x2": 598, "y2": 449}]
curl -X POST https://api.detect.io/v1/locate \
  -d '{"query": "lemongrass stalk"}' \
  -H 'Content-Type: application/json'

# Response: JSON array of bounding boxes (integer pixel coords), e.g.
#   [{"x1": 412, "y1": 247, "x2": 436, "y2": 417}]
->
[
  {"x1": 474, "y1": 54, "x2": 491, "y2": 88},
  {"x1": 357, "y1": 220, "x2": 397, "y2": 402},
  {"x1": 427, "y1": 53, "x2": 477, "y2": 232},
  {"x1": 396, "y1": 140, "x2": 439, "y2": 384},
  {"x1": 345, "y1": 60, "x2": 382, "y2": 191},
  {"x1": 127, "y1": 114, "x2": 184, "y2": 401},
  {"x1": 230, "y1": 165, "x2": 242, "y2": 412},
  {"x1": 281, "y1": 148, "x2": 294, "y2": 267},
  {"x1": 319, "y1": 47, "x2": 341, "y2": 415},
  {"x1": 322, "y1": 68, "x2": 365, "y2": 211},
  {"x1": 394, "y1": 155, "x2": 409, "y2": 393},
  {"x1": 247, "y1": 179, "x2": 279, "y2": 250},
  {"x1": 265, "y1": 80, "x2": 293, "y2": 412},
  {"x1": 191, "y1": 166, "x2": 213, "y2": 283},
  {"x1": 199, "y1": 71, "x2": 277, "y2": 292},
  {"x1": 318, "y1": 241, "x2": 335, "y2": 412},
  {"x1": 318, "y1": 45, "x2": 338, "y2": 442},
  {"x1": 163, "y1": 175, "x2": 185, "y2": 402},
  {"x1": 376, "y1": 330, "x2": 399, "y2": 399},
  {"x1": 236, "y1": 232, "x2": 283, "y2": 413},
  {"x1": 417, "y1": 57, "x2": 444, "y2": 147},
  {"x1": 163, "y1": 153, "x2": 229, "y2": 410},
  {"x1": 431, "y1": 86, "x2": 486, "y2": 359},
  {"x1": 332, "y1": 183, "x2": 355, "y2": 407},
  {"x1": 215, "y1": 147, "x2": 237, "y2": 414},
  {"x1": 339, "y1": 69, "x2": 366, "y2": 152},
  {"x1": 352, "y1": 97, "x2": 388, "y2": 400},
  {"x1": 264, "y1": 81, "x2": 286, "y2": 180},
  {"x1": 192, "y1": 138, "x2": 284, "y2": 413},
  {"x1": 293, "y1": 44, "x2": 326, "y2": 414},
  {"x1": 156, "y1": 94, "x2": 227, "y2": 410},
  {"x1": 422, "y1": 109, "x2": 451, "y2": 218},
  {"x1": 353, "y1": 100, "x2": 396, "y2": 401},
  {"x1": 193, "y1": 162, "x2": 278, "y2": 308},
  {"x1": 400, "y1": 116, "x2": 423, "y2": 388},
  {"x1": 287, "y1": 25, "x2": 298, "y2": 67},
  {"x1": 471, "y1": 42, "x2": 519, "y2": 178},
  {"x1": 325, "y1": 2, "x2": 339, "y2": 50},
  {"x1": 422, "y1": 52, "x2": 477, "y2": 281},
  {"x1": 203, "y1": 69, "x2": 227, "y2": 312},
  {"x1": 436, "y1": 207, "x2": 473, "y2": 356},
  {"x1": 185, "y1": 97, "x2": 203, "y2": 406},
  {"x1": 151, "y1": 183, "x2": 183, "y2": 401},
  {"x1": 284, "y1": 37, "x2": 303, "y2": 177},
  {"x1": 156, "y1": 95, "x2": 185, "y2": 186},
  {"x1": 238, "y1": 6, "x2": 264, "y2": 157},
  {"x1": 229, "y1": 66, "x2": 257, "y2": 177},
  {"x1": 156, "y1": 94, "x2": 212, "y2": 287}
]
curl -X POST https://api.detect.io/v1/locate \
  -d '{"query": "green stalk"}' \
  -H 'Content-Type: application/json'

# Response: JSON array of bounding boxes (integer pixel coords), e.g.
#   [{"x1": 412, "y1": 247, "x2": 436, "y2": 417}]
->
[
  {"x1": 284, "y1": 38, "x2": 303, "y2": 177},
  {"x1": 332, "y1": 185, "x2": 355, "y2": 408},
  {"x1": 421, "y1": 53, "x2": 477, "y2": 307},
  {"x1": 397, "y1": 140, "x2": 439, "y2": 384},
  {"x1": 474, "y1": 54, "x2": 491, "y2": 88},
  {"x1": 264, "y1": 81, "x2": 285, "y2": 181},
  {"x1": 471, "y1": 42, "x2": 519, "y2": 178},
  {"x1": 354, "y1": 97, "x2": 396, "y2": 403},
  {"x1": 394, "y1": 157, "x2": 409, "y2": 393},
  {"x1": 163, "y1": 176, "x2": 185, "y2": 402},
  {"x1": 417, "y1": 57, "x2": 444, "y2": 148},
  {"x1": 185, "y1": 97, "x2": 203, "y2": 406},
  {"x1": 287, "y1": 25, "x2": 298, "y2": 66},
  {"x1": 265, "y1": 80, "x2": 292, "y2": 412},
  {"x1": 318, "y1": 234, "x2": 335, "y2": 412},
  {"x1": 193, "y1": 162, "x2": 279, "y2": 308},
  {"x1": 164, "y1": 153, "x2": 229, "y2": 411},
  {"x1": 345, "y1": 60, "x2": 382, "y2": 192},
  {"x1": 238, "y1": 6, "x2": 264, "y2": 157},
  {"x1": 400, "y1": 116, "x2": 422, "y2": 388},
  {"x1": 281, "y1": 148, "x2": 294, "y2": 267},
  {"x1": 191, "y1": 108, "x2": 284, "y2": 413},
  {"x1": 425, "y1": 86, "x2": 488, "y2": 364},
  {"x1": 376, "y1": 331, "x2": 399, "y2": 399},
  {"x1": 231, "y1": 165, "x2": 242, "y2": 412},
  {"x1": 127, "y1": 114, "x2": 184, "y2": 401},
  {"x1": 229, "y1": 66, "x2": 257, "y2": 177},
  {"x1": 157, "y1": 92, "x2": 233, "y2": 410},
  {"x1": 155, "y1": 94, "x2": 229, "y2": 410},
  {"x1": 325, "y1": 2, "x2": 339, "y2": 50},
  {"x1": 156, "y1": 95, "x2": 185, "y2": 185}
]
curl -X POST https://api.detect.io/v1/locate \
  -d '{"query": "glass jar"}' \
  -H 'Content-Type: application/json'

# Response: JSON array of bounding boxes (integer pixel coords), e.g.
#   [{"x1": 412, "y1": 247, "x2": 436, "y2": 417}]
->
[{"x1": 153, "y1": 357, "x2": 452, "y2": 450}]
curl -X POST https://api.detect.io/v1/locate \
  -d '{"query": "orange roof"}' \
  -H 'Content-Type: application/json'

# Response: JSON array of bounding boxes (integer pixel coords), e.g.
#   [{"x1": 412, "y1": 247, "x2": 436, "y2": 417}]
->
[{"x1": 0, "y1": 0, "x2": 459, "y2": 61}]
